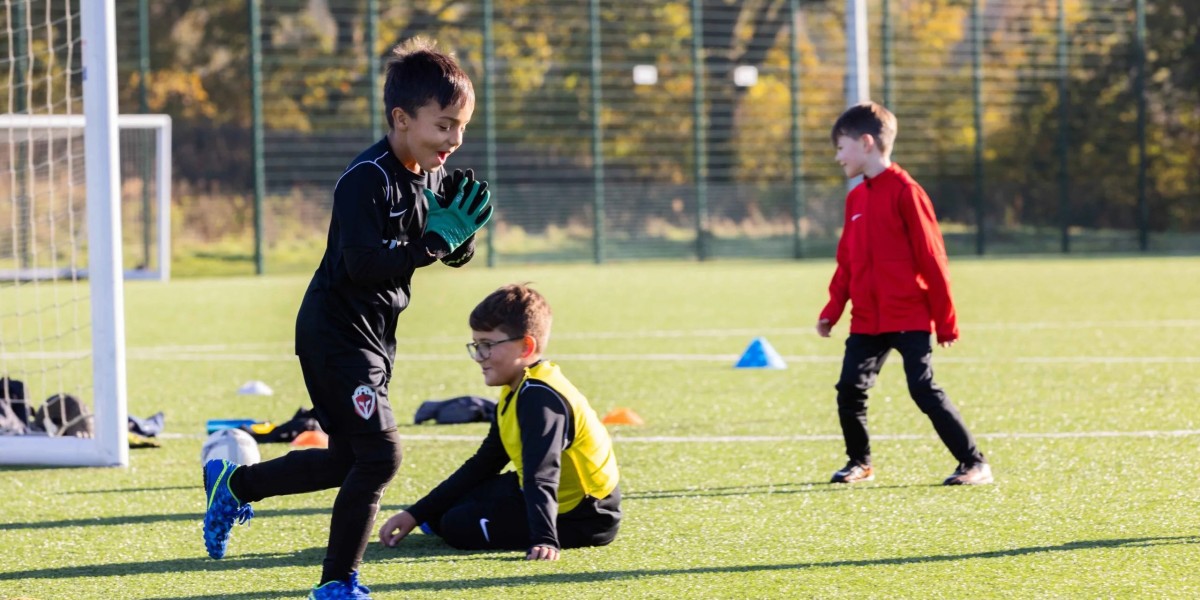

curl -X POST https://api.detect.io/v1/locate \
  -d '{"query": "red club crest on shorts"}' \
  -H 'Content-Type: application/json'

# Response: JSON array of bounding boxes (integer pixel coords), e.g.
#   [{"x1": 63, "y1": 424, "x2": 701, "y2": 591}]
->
[{"x1": 352, "y1": 385, "x2": 377, "y2": 420}]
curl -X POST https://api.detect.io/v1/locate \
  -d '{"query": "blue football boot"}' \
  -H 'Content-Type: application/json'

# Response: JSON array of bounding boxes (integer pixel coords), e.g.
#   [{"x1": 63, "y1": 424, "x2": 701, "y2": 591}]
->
[
  {"x1": 202, "y1": 459, "x2": 254, "y2": 559},
  {"x1": 308, "y1": 571, "x2": 372, "y2": 599}
]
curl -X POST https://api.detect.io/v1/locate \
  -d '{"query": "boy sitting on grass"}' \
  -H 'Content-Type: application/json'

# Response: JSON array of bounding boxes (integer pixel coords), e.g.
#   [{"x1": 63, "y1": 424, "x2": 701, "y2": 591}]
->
[{"x1": 378, "y1": 284, "x2": 621, "y2": 560}]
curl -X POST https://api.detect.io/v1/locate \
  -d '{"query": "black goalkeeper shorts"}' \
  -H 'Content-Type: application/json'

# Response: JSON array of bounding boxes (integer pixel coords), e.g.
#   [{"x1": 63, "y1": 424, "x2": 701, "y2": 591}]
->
[{"x1": 299, "y1": 354, "x2": 396, "y2": 434}]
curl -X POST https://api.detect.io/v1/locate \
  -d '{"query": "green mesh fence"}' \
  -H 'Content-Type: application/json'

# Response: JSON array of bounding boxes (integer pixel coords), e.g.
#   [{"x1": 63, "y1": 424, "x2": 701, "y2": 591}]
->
[{"x1": 109, "y1": 0, "x2": 1199, "y2": 270}]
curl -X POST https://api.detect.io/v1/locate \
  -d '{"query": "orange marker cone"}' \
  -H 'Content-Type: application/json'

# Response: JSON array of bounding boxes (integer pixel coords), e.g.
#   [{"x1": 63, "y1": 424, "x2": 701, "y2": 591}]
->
[
  {"x1": 601, "y1": 407, "x2": 644, "y2": 426},
  {"x1": 290, "y1": 430, "x2": 329, "y2": 448}
]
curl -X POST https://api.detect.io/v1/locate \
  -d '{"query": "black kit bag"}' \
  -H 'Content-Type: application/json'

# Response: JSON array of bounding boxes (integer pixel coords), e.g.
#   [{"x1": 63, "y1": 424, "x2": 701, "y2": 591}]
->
[
  {"x1": 35, "y1": 393, "x2": 94, "y2": 437},
  {"x1": 413, "y1": 395, "x2": 498, "y2": 425},
  {"x1": 0, "y1": 378, "x2": 29, "y2": 435}
]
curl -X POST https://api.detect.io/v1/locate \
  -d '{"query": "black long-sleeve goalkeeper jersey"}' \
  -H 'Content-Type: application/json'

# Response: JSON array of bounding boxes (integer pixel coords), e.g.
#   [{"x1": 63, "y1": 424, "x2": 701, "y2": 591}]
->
[{"x1": 295, "y1": 137, "x2": 474, "y2": 367}]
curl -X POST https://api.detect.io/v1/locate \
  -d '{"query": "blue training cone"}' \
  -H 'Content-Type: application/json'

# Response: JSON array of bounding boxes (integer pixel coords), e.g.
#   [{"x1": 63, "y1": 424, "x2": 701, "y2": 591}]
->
[{"x1": 734, "y1": 337, "x2": 787, "y2": 369}]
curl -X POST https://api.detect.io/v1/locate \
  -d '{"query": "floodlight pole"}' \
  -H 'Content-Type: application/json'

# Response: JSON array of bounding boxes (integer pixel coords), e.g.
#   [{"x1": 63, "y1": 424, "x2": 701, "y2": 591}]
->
[
  {"x1": 249, "y1": 0, "x2": 266, "y2": 275},
  {"x1": 881, "y1": 0, "x2": 893, "y2": 110},
  {"x1": 971, "y1": 0, "x2": 985, "y2": 255},
  {"x1": 138, "y1": 0, "x2": 153, "y2": 271},
  {"x1": 845, "y1": 0, "x2": 869, "y2": 191},
  {"x1": 844, "y1": 0, "x2": 869, "y2": 107},
  {"x1": 589, "y1": 0, "x2": 606, "y2": 264},
  {"x1": 483, "y1": 0, "x2": 498, "y2": 267},
  {"x1": 789, "y1": 0, "x2": 806, "y2": 259},
  {"x1": 691, "y1": 0, "x2": 709, "y2": 261},
  {"x1": 367, "y1": 0, "x2": 381, "y2": 139},
  {"x1": 1134, "y1": 0, "x2": 1148, "y2": 251},
  {"x1": 1057, "y1": 0, "x2": 1070, "y2": 253}
]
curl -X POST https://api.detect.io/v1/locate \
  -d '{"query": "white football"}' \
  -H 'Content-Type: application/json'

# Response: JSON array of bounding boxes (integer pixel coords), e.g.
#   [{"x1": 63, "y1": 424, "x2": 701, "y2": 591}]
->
[{"x1": 200, "y1": 428, "x2": 261, "y2": 466}]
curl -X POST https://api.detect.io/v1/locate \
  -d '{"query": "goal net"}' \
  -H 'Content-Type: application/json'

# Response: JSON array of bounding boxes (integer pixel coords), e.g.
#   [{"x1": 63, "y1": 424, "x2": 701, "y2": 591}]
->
[
  {"x1": 0, "y1": 114, "x2": 172, "y2": 282},
  {"x1": 0, "y1": 1, "x2": 130, "y2": 466}
]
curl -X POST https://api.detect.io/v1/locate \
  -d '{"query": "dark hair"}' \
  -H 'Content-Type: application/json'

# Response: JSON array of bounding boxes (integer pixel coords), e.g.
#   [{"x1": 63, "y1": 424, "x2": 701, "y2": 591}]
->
[
  {"x1": 830, "y1": 101, "x2": 897, "y2": 155},
  {"x1": 469, "y1": 284, "x2": 552, "y2": 351},
  {"x1": 384, "y1": 38, "x2": 475, "y2": 129}
]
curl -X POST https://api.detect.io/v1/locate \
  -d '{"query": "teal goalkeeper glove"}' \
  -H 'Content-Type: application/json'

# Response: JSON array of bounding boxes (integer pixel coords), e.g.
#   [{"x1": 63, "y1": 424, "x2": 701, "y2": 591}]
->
[{"x1": 422, "y1": 172, "x2": 493, "y2": 252}]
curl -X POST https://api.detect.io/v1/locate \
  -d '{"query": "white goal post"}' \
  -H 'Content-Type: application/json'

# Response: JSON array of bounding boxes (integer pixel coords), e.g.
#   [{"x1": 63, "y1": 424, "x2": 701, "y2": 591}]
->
[{"x1": 0, "y1": 1, "x2": 127, "y2": 466}]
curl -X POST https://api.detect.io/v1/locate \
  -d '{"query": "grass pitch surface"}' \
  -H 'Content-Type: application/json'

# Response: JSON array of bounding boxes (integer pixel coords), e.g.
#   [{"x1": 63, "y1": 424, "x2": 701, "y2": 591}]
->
[{"x1": 2, "y1": 257, "x2": 1199, "y2": 599}]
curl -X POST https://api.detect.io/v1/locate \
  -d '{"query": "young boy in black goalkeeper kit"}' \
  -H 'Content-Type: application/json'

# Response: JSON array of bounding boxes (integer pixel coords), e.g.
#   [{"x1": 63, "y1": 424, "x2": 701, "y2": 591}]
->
[
  {"x1": 200, "y1": 38, "x2": 493, "y2": 599},
  {"x1": 378, "y1": 284, "x2": 622, "y2": 561}
]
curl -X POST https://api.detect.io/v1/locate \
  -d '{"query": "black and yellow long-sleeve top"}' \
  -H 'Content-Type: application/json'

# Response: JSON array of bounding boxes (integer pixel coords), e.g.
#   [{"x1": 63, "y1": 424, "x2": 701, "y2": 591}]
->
[{"x1": 407, "y1": 361, "x2": 620, "y2": 549}]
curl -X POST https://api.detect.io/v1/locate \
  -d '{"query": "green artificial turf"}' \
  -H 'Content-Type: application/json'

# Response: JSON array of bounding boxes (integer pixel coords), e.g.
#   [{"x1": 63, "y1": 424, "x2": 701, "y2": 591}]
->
[{"x1": 2, "y1": 257, "x2": 1199, "y2": 599}]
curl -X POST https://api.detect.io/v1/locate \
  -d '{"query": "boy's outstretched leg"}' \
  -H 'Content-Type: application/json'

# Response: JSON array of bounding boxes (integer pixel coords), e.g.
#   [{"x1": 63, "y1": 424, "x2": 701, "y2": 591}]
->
[
  {"x1": 895, "y1": 331, "x2": 991, "y2": 485},
  {"x1": 202, "y1": 459, "x2": 255, "y2": 559},
  {"x1": 202, "y1": 439, "x2": 358, "y2": 559}
]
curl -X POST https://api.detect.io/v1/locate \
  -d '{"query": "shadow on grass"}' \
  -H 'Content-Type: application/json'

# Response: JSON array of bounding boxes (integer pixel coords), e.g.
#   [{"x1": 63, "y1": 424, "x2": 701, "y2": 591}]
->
[
  {"x1": 1, "y1": 548, "x2": 326, "y2": 583},
  {"x1": 61, "y1": 484, "x2": 197, "y2": 495},
  {"x1": 363, "y1": 535, "x2": 518, "y2": 562},
  {"x1": 89, "y1": 535, "x2": 1200, "y2": 599},
  {"x1": 625, "y1": 481, "x2": 936, "y2": 500},
  {"x1": 0, "y1": 506, "x2": 331, "y2": 530},
  {"x1": 7, "y1": 541, "x2": 486, "y2": 599}
]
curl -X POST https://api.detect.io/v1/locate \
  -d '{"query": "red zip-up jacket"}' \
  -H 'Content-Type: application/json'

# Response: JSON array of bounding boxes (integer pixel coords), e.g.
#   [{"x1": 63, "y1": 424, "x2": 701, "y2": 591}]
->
[{"x1": 819, "y1": 163, "x2": 959, "y2": 344}]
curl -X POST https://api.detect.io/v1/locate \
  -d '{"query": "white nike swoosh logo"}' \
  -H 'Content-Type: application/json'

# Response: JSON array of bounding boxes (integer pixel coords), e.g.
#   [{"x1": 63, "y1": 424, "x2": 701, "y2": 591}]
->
[
  {"x1": 389, "y1": 208, "x2": 407, "y2": 218},
  {"x1": 851, "y1": 213, "x2": 863, "y2": 221},
  {"x1": 479, "y1": 518, "x2": 491, "y2": 543}
]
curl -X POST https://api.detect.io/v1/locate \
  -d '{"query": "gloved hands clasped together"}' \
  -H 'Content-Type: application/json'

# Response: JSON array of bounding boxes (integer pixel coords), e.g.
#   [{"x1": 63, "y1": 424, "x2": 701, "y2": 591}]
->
[{"x1": 422, "y1": 168, "x2": 493, "y2": 252}]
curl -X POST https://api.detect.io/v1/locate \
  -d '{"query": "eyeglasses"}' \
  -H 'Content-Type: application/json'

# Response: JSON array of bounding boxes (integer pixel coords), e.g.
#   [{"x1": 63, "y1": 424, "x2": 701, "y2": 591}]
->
[{"x1": 465, "y1": 336, "x2": 523, "y2": 360}]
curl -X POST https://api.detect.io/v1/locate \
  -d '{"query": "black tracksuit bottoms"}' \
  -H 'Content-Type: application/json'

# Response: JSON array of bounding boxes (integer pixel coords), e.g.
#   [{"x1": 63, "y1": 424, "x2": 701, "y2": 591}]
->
[
  {"x1": 229, "y1": 357, "x2": 403, "y2": 586},
  {"x1": 835, "y1": 331, "x2": 985, "y2": 468},
  {"x1": 426, "y1": 471, "x2": 622, "y2": 551}
]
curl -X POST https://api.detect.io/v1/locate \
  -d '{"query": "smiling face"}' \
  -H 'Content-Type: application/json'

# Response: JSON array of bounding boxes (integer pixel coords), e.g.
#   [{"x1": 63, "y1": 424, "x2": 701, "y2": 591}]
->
[
  {"x1": 834, "y1": 134, "x2": 873, "y2": 179},
  {"x1": 470, "y1": 329, "x2": 535, "y2": 389},
  {"x1": 389, "y1": 99, "x2": 475, "y2": 175}
]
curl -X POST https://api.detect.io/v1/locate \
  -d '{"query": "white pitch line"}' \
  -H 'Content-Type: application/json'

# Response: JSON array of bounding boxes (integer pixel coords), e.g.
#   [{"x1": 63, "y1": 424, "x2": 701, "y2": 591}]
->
[
  {"x1": 159, "y1": 429, "x2": 1200, "y2": 442},
  {"x1": 9, "y1": 319, "x2": 1198, "y2": 362},
  {"x1": 608, "y1": 430, "x2": 1200, "y2": 443},
  {"x1": 128, "y1": 342, "x2": 292, "y2": 352},
  {"x1": 1015, "y1": 356, "x2": 1200, "y2": 364},
  {"x1": 965, "y1": 319, "x2": 1200, "y2": 331},
  {"x1": 110, "y1": 352, "x2": 1200, "y2": 365},
  {"x1": 129, "y1": 352, "x2": 301, "y2": 362},
  {"x1": 412, "y1": 429, "x2": 1200, "y2": 443},
  {"x1": 463, "y1": 319, "x2": 1200, "y2": 341},
  {"x1": 5, "y1": 350, "x2": 1200, "y2": 365},
  {"x1": 0, "y1": 350, "x2": 91, "y2": 360}
]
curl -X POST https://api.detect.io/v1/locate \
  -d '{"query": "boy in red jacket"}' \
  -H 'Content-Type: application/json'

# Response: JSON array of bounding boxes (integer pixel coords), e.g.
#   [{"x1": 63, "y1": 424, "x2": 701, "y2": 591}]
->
[{"x1": 817, "y1": 102, "x2": 992, "y2": 486}]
